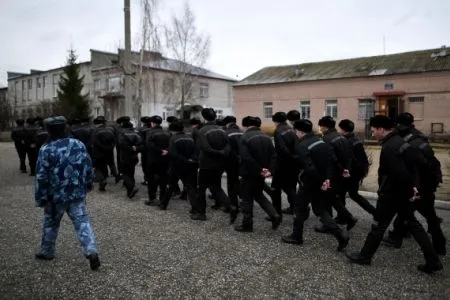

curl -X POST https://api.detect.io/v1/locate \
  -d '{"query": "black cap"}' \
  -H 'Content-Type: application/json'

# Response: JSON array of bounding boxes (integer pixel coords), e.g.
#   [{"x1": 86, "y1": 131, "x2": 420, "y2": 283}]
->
[
  {"x1": 150, "y1": 115, "x2": 162, "y2": 125},
  {"x1": 369, "y1": 115, "x2": 394, "y2": 129},
  {"x1": 396, "y1": 112, "x2": 414, "y2": 126},
  {"x1": 318, "y1": 116, "x2": 336, "y2": 128},
  {"x1": 169, "y1": 121, "x2": 184, "y2": 132},
  {"x1": 141, "y1": 116, "x2": 151, "y2": 123},
  {"x1": 287, "y1": 110, "x2": 301, "y2": 122},
  {"x1": 242, "y1": 116, "x2": 260, "y2": 128},
  {"x1": 15, "y1": 119, "x2": 25, "y2": 126},
  {"x1": 293, "y1": 119, "x2": 313, "y2": 133},
  {"x1": 26, "y1": 117, "x2": 35, "y2": 125},
  {"x1": 338, "y1": 119, "x2": 355, "y2": 132},
  {"x1": 166, "y1": 116, "x2": 178, "y2": 124},
  {"x1": 116, "y1": 116, "x2": 131, "y2": 124},
  {"x1": 222, "y1": 116, "x2": 237, "y2": 125},
  {"x1": 81, "y1": 117, "x2": 91, "y2": 124},
  {"x1": 44, "y1": 116, "x2": 67, "y2": 126},
  {"x1": 201, "y1": 108, "x2": 216, "y2": 121},
  {"x1": 94, "y1": 116, "x2": 106, "y2": 124},
  {"x1": 122, "y1": 121, "x2": 134, "y2": 129},
  {"x1": 272, "y1": 112, "x2": 287, "y2": 123},
  {"x1": 69, "y1": 118, "x2": 81, "y2": 125},
  {"x1": 190, "y1": 117, "x2": 201, "y2": 126}
]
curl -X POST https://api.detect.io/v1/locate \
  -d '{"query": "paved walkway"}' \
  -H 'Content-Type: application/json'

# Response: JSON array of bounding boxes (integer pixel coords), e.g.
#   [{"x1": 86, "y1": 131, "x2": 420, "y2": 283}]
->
[{"x1": 0, "y1": 142, "x2": 448, "y2": 299}]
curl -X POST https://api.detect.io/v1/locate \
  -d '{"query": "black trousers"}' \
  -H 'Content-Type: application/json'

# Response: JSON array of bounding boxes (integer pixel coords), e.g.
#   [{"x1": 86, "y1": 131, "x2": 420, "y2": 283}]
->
[
  {"x1": 271, "y1": 168, "x2": 297, "y2": 215},
  {"x1": 359, "y1": 194, "x2": 439, "y2": 265},
  {"x1": 338, "y1": 176, "x2": 376, "y2": 216},
  {"x1": 226, "y1": 162, "x2": 240, "y2": 209},
  {"x1": 391, "y1": 190, "x2": 446, "y2": 252},
  {"x1": 147, "y1": 163, "x2": 169, "y2": 201},
  {"x1": 141, "y1": 153, "x2": 148, "y2": 181},
  {"x1": 168, "y1": 168, "x2": 182, "y2": 194},
  {"x1": 161, "y1": 166, "x2": 198, "y2": 209},
  {"x1": 116, "y1": 147, "x2": 122, "y2": 175},
  {"x1": 195, "y1": 168, "x2": 230, "y2": 215},
  {"x1": 106, "y1": 150, "x2": 117, "y2": 177},
  {"x1": 292, "y1": 181, "x2": 344, "y2": 242},
  {"x1": 121, "y1": 161, "x2": 137, "y2": 194},
  {"x1": 26, "y1": 146, "x2": 38, "y2": 175},
  {"x1": 93, "y1": 157, "x2": 108, "y2": 184},
  {"x1": 324, "y1": 175, "x2": 355, "y2": 221},
  {"x1": 240, "y1": 177, "x2": 278, "y2": 226},
  {"x1": 15, "y1": 143, "x2": 27, "y2": 172}
]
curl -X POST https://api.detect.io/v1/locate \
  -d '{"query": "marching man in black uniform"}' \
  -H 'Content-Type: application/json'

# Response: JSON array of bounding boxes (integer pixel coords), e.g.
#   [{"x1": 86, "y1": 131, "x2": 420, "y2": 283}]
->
[
  {"x1": 346, "y1": 115, "x2": 442, "y2": 274},
  {"x1": 235, "y1": 116, "x2": 281, "y2": 232},
  {"x1": 11, "y1": 119, "x2": 27, "y2": 173},
  {"x1": 118, "y1": 121, "x2": 141, "y2": 199},
  {"x1": 92, "y1": 116, "x2": 116, "y2": 192},
  {"x1": 282, "y1": 119, "x2": 349, "y2": 251}
]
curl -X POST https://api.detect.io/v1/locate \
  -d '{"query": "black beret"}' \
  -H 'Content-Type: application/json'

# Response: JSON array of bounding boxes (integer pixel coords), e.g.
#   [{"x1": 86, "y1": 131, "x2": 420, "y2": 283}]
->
[
  {"x1": 26, "y1": 117, "x2": 35, "y2": 125},
  {"x1": 396, "y1": 112, "x2": 414, "y2": 126},
  {"x1": 222, "y1": 116, "x2": 237, "y2": 125},
  {"x1": 141, "y1": 116, "x2": 151, "y2": 123},
  {"x1": 70, "y1": 118, "x2": 82, "y2": 125},
  {"x1": 293, "y1": 119, "x2": 313, "y2": 133},
  {"x1": 287, "y1": 110, "x2": 301, "y2": 122},
  {"x1": 116, "y1": 116, "x2": 131, "y2": 124},
  {"x1": 44, "y1": 116, "x2": 67, "y2": 126},
  {"x1": 272, "y1": 112, "x2": 287, "y2": 123},
  {"x1": 122, "y1": 121, "x2": 134, "y2": 129},
  {"x1": 150, "y1": 115, "x2": 163, "y2": 125},
  {"x1": 168, "y1": 121, "x2": 184, "y2": 132},
  {"x1": 201, "y1": 108, "x2": 216, "y2": 121},
  {"x1": 81, "y1": 117, "x2": 91, "y2": 123},
  {"x1": 15, "y1": 119, "x2": 25, "y2": 125},
  {"x1": 166, "y1": 116, "x2": 178, "y2": 124},
  {"x1": 94, "y1": 116, "x2": 106, "y2": 124},
  {"x1": 338, "y1": 119, "x2": 355, "y2": 132},
  {"x1": 242, "y1": 116, "x2": 260, "y2": 128},
  {"x1": 189, "y1": 117, "x2": 201, "y2": 126},
  {"x1": 318, "y1": 116, "x2": 336, "y2": 128},
  {"x1": 369, "y1": 115, "x2": 394, "y2": 129}
]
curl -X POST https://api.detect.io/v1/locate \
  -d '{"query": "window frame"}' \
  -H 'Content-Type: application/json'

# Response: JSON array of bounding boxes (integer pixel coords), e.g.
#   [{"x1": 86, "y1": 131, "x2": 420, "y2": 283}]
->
[
  {"x1": 263, "y1": 102, "x2": 273, "y2": 119},
  {"x1": 300, "y1": 100, "x2": 311, "y2": 119},
  {"x1": 199, "y1": 82, "x2": 209, "y2": 98},
  {"x1": 358, "y1": 98, "x2": 375, "y2": 120},
  {"x1": 325, "y1": 99, "x2": 338, "y2": 119}
]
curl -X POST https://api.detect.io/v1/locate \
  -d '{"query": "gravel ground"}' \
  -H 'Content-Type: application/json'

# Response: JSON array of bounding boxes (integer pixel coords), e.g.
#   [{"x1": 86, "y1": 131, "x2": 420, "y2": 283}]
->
[{"x1": 0, "y1": 142, "x2": 449, "y2": 300}]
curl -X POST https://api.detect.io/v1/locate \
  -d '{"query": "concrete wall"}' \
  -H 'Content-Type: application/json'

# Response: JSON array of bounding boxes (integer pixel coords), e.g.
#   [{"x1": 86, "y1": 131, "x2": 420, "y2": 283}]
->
[{"x1": 234, "y1": 71, "x2": 450, "y2": 134}]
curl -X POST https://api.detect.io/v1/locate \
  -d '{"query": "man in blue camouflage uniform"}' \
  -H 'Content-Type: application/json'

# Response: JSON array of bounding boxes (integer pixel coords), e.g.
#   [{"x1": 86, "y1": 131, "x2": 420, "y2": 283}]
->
[{"x1": 34, "y1": 116, "x2": 101, "y2": 271}]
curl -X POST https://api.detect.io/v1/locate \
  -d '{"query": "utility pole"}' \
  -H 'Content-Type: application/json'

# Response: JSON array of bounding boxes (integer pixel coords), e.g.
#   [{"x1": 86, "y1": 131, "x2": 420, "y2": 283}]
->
[{"x1": 123, "y1": 0, "x2": 134, "y2": 119}]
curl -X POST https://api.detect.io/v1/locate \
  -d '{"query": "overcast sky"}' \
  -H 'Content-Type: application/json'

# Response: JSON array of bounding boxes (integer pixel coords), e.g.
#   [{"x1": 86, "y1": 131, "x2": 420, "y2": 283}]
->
[{"x1": 1, "y1": 0, "x2": 449, "y2": 86}]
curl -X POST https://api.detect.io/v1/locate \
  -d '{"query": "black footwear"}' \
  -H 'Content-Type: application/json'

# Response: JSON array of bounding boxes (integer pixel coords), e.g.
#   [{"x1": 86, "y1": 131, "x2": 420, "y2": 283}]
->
[
  {"x1": 229, "y1": 209, "x2": 238, "y2": 225},
  {"x1": 144, "y1": 200, "x2": 157, "y2": 206},
  {"x1": 315, "y1": 225, "x2": 333, "y2": 234},
  {"x1": 115, "y1": 175, "x2": 122, "y2": 184},
  {"x1": 87, "y1": 254, "x2": 101, "y2": 271},
  {"x1": 21, "y1": 169, "x2": 27, "y2": 174},
  {"x1": 159, "y1": 204, "x2": 167, "y2": 210},
  {"x1": 127, "y1": 188, "x2": 138, "y2": 199},
  {"x1": 281, "y1": 235, "x2": 303, "y2": 245},
  {"x1": 99, "y1": 182, "x2": 106, "y2": 192},
  {"x1": 382, "y1": 236, "x2": 402, "y2": 248},
  {"x1": 29, "y1": 173, "x2": 35, "y2": 177},
  {"x1": 282, "y1": 207, "x2": 293, "y2": 215},
  {"x1": 265, "y1": 216, "x2": 272, "y2": 222},
  {"x1": 190, "y1": 214, "x2": 207, "y2": 221},
  {"x1": 334, "y1": 216, "x2": 347, "y2": 225},
  {"x1": 271, "y1": 215, "x2": 282, "y2": 230},
  {"x1": 211, "y1": 204, "x2": 221, "y2": 210},
  {"x1": 346, "y1": 252, "x2": 371, "y2": 265},
  {"x1": 189, "y1": 208, "x2": 194, "y2": 214},
  {"x1": 235, "y1": 224, "x2": 253, "y2": 232},
  {"x1": 337, "y1": 231, "x2": 350, "y2": 251},
  {"x1": 347, "y1": 217, "x2": 358, "y2": 231},
  {"x1": 179, "y1": 192, "x2": 187, "y2": 200},
  {"x1": 35, "y1": 253, "x2": 54, "y2": 260},
  {"x1": 417, "y1": 262, "x2": 443, "y2": 274}
]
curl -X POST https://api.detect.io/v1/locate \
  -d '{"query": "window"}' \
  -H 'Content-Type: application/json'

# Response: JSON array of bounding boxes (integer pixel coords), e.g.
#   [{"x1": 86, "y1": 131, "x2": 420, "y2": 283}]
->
[
  {"x1": 300, "y1": 101, "x2": 311, "y2": 119},
  {"x1": 53, "y1": 74, "x2": 59, "y2": 97},
  {"x1": 325, "y1": 100, "x2": 338, "y2": 118},
  {"x1": 108, "y1": 76, "x2": 121, "y2": 92},
  {"x1": 37, "y1": 77, "x2": 41, "y2": 89},
  {"x1": 28, "y1": 79, "x2": 32, "y2": 89},
  {"x1": 199, "y1": 83, "x2": 209, "y2": 98},
  {"x1": 263, "y1": 102, "x2": 273, "y2": 119},
  {"x1": 408, "y1": 97, "x2": 424, "y2": 119},
  {"x1": 94, "y1": 79, "x2": 102, "y2": 91},
  {"x1": 163, "y1": 78, "x2": 174, "y2": 94},
  {"x1": 358, "y1": 99, "x2": 375, "y2": 119},
  {"x1": 216, "y1": 109, "x2": 224, "y2": 119}
]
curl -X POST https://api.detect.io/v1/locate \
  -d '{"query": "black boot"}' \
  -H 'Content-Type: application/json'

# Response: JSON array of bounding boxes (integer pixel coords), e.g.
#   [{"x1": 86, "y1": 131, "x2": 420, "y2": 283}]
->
[
  {"x1": 235, "y1": 223, "x2": 253, "y2": 232},
  {"x1": 347, "y1": 217, "x2": 358, "y2": 231},
  {"x1": 314, "y1": 225, "x2": 333, "y2": 234},
  {"x1": 229, "y1": 208, "x2": 238, "y2": 225},
  {"x1": 35, "y1": 253, "x2": 54, "y2": 260},
  {"x1": 190, "y1": 213, "x2": 207, "y2": 221},
  {"x1": 346, "y1": 252, "x2": 371, "y2": 265},
  {"x1": 282, "y1": 207, "x2": 293, "y2": 215},
  {"x1": 87, "y1": 253, "x2": 101, "y2": 271},
  {"x1": 334, "y1": 229, "x2": 349, "y2": 251},
  {"x1": 382, "y1": 235, "x2": 402, "y2": 248},
  {"x1": 127, "y1": 188, "x2": 138, "y2": 199},
  {"x1": 99, "y1": 182, "x2": 106, "y2": 192},
  {"x1": 417, "y1": 261, "x2": 443, "y2": 274},
  {"x1": 281, "y1": 234, "x2": 303, "y2": 245},
  {"x1": 271, "y1": 214, "x2": 282, "y2": 230}
]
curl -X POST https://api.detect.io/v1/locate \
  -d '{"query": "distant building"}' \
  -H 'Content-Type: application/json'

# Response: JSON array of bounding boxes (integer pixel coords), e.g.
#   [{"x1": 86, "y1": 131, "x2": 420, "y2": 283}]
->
[
  {"x1": 90, "y1": 49, "x2": 236, "y2": 123},
  {"x1": 234, "y1": 46, "x2": 450, "y2": 136},
  {"x1": 0, "y1": 87, "x2": 9, "y2": 129},
  {"x1": 7, "y1": 63, "x2": 93, "y2": 119}
]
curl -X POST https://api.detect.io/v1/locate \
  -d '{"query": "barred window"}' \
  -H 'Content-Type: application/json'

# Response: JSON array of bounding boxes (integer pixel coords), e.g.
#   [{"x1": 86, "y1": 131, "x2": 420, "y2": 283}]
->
[
  {"x1": 325, "y1": 100, "x2": 338, "y2": 118},
  {"x1": 263, "y1": 102, "x2": 273, "y2": 119},
  {"x1": 358, "y1": 99, "x2": 375, "y2": 119},
  {"x1": 300, "y1": 101, "x2": 310, "y2": 119}
]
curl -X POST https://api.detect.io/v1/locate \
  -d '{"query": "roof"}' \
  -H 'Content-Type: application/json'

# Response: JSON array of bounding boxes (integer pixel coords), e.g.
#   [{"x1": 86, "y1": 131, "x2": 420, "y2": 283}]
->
[
  {"x1": 235, "y1": 46, "x2": 450, "y2": 87},
  {"x1": 7, "y1": 61, "x2": 91, "y2": 81}
]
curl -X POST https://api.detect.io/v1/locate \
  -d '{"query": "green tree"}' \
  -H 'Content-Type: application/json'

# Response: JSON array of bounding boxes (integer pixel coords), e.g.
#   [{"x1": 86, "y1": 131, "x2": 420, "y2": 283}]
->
[{"x1": 56, "y1": 49, "x2": 90, "y2": 119}]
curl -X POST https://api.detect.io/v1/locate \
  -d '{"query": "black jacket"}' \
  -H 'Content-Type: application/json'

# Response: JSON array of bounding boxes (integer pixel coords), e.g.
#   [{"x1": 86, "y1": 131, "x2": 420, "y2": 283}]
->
[
  {"x1": 239, "y1": 127, "x2": 277, "y2": 178},
  {"x1": 71, "y1": 124, "x2": 93, "y2": 151},
  {"x1": 191, "y1": 125, "x2": 202, "y2": 143},
  {"x1": 197, "y1": 122, "x2": 230, "y2": 170},
  {"x1": 35, "y1": 127, "x2": 49, "y2": 150},
  {"x1": 273, "y1": 122, "x2": 297, "y2": 167},
  {"x1": 344, "y1": 133, "x2": 369, "y2": 179},
  {"x1": 24, "y1": 125, "x2": 38, "y2": 147},
  {"x1": 295, "y1": 133, "x2": 333, "y2": 185},
  {"x1": 11, "y1": 126, "x2": 26, "y2": 147},
  {"x1": 169, "y1": 132, "x2": 198, "y2": 175},
  {"x1": 92, "y1": 125, "x2": 116, "y2": 158},
  {"x1": 322, "y1": 128, "x2": 351, "y2": 174},
  {"x1": 378, "y1": 132, "x2": 421, "y2": 199},
  {"x1": 146, "y1": 126, "x2": 171, "y2": 165},
  {"x1": 226, "y1": 124, "x2": 243, "y2": 163},
  {"x1": 118, "y1": 129, "x2": 142, "y2": 164}
]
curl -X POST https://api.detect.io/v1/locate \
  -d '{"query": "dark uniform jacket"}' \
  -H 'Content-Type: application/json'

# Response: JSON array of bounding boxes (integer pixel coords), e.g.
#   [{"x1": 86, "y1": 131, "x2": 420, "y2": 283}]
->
[
  {"x1": 239, "y1": 127, "x2": 277, "y2": 178},
  {"x1": 197, "y1": 122, "x2": 230, "y2": 170},
  {"x1": 71, "y1": 124, "x2": 93, "y2": 152},
  {"x1": 322, "y1": 128, "x2": 351, "y2": 174},
  {"x1": 35, "y1": 127, "x2": 49, "y2": 150},
  {"x1": 295, "y1": 133, "x2": 333, "y2": 185},
  {"x1": 92, "y1": 125, "x2": 116, "y2": 158},
  {"x1": 273, "y1": 122, "x2": 297, "y2": 167},
  {"x1": 11, "y1": 126, "x2": 26, "y2": 147},
  {"x1": 24, "y1": 125, "x2": 38, "y2": 147},
  {"x1": 169, "y1": 132, "x2": 198, "y2": 176},
  {"x1": 145, "y1": 126, "x2": 171, "y2": 165},
  {"x1": 226, "y1": 124, "x2": 243, "y2": 164},
  {"x1": 344, "y1": 133, "x2": 369, "y2": 179},
  {"x1": 118, "y1": 129, "x2": 142, "y2": 165}
]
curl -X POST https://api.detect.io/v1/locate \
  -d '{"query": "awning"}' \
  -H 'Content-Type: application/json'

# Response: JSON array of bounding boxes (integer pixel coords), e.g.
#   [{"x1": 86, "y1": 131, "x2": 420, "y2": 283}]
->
[{"x1": 373, "y1": 91, "x2": 406, "y2": 97}]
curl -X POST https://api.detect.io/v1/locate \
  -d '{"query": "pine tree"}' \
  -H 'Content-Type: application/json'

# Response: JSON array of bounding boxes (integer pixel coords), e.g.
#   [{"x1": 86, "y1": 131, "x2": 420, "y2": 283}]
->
[{"x1": 56, "y1": 49, "x2": 90, "y2": 119}]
